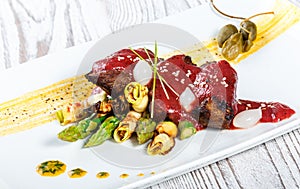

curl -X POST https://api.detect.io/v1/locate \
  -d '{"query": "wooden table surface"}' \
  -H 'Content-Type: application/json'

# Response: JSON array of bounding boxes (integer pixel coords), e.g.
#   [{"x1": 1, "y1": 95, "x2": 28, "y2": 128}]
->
[{"x1": 0, "y1": 0, "x2": 300, "y2": 188}]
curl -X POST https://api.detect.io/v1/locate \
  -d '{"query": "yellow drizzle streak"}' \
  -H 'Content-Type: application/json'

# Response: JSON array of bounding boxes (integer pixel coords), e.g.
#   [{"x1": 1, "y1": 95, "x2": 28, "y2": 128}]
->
[
  {"x1": 163, "y1": 0, "x2": 300, "y2": 65},
  {"x1": 0, "y1": 0, "x2": 299, "y2": 136},
  {"x1": 224, "y1": 0, "x2": 300, "y2": 63},
  {"x1": 137, "y1": 173, "x2": 144, "y2": 177},
  {"x1": 68, "y1": 168, "x2": 87, "y2": 178},
  {"x1": 96, "y1": 171, "x2": 110, "y2": 179},
  {"x1": 0, "y1": 75, "x2": 95, "y2": 136}
]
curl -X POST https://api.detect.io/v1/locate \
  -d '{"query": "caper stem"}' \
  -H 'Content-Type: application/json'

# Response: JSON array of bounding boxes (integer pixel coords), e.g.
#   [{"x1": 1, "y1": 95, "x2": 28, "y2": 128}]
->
[
  {"x1": 129, "y1": 47, "x2": 145, "y2": 60},
  {"x1": 129, "y1": 47, "x2": 179, "y2": 100},
  {"x1": 211, "y1": 0, "x2": 275, "y2": 21},
  {"x1": 144, "y1": 47, "x2": 170, "y2": 100},
  {"x1": 210, "y1": 0, "x2": 245, "y2": 20}
]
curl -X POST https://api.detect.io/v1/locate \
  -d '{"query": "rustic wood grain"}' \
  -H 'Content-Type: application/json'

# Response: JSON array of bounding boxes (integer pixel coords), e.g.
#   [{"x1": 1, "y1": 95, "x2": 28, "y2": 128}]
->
[{"x1": 0, "y1": 0, "x2": 299, "y2": 188}]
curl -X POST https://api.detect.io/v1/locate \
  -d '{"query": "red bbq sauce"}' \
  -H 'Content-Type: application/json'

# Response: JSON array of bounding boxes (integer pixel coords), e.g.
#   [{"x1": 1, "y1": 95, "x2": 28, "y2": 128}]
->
[{"x1": 89, "y1": 48, "x2": 295, "y2": 130}]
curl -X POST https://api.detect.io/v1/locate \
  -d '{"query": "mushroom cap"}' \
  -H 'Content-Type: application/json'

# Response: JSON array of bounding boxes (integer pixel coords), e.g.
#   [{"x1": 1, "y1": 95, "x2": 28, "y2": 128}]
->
[
  {"x1": 147, "y1": 133, "x2": 175, "y2": 155},
  {"x1": 156, "y1": 121, "x2": 178, "y2": 138}
]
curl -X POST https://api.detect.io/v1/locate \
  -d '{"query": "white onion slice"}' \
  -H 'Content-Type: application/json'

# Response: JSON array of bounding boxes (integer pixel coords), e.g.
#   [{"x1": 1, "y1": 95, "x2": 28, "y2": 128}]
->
[
  {"x1": 233, "y1": 108, "x2": 262, "y2": 129},
  {"x1": 87, "y1": 91, "x2": 107, "y2": 106},
  {"x1": 179, "y1": 87, "x2": 196, "y2": 112},
  {"x1": 133, "y1": 60, "x2": 153, "y2": 85}
]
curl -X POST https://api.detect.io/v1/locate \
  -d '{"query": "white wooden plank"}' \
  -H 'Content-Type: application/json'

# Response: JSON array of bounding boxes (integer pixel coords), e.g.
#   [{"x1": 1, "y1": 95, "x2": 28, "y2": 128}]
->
[
  {"x1": 151, "y1": 0, "x2": 167, "y2": 19},
  {"x1": 265, "y1": 139, "x2": 298, "y2": 188},
  {"x1": 0, "y1": 0, "x2": 20, "y2": 70},
  {"x1": 143, "y1": 0, "x2": 157, "y2": 22},
  {"x1": 104, "y1": 0, "x2": 130, "y2": 31},
  {"x1": 151, "y1": 173, "x2": 199, "y2": 189},
  {"x1": 199, "y1": 167, "x2": 214, "y2": 189},
  {"x1": 104, "y1": 0, "x2": 123, "y2": 31},
  {"x1": 172, "y1": 175, "x2": 189, "y2": 189},
  {"x1": 163, "y1": 0, "x2": 191, "y2": 16},
  {"x1": 68, "y1": 0, "x2": 111, "y2": 41},
  {"x1": 78, "y1": 0, "x2": 111, "y2": 39},
  {"x1": 67, "y1": 0, "x2": 91, "y2": 45},
  {"x1": 209, "y1": 163, "x2": 228, "y2": 189},
  {"x1": 0, "y1": 14, "x2": 7, "y2": 70},
  {"x1": 159, "y1": 178, "x2": 178, "y2": 189},
  {"x1": 183, "y1": 172, "x2": 200, "y2": 189},
  {"x1": 175, "y1": 176, "x2": 190, "y2": 189},
  {"x1": 147, "y1": 185, "x2": 160, "y2": 189},
  {"x1": 116, "y1": 0, "x2": 131, "y2": 28},
  {"x1": 285, "y1": 132, "x2": 300, "y2": 164},
  {"x1": 191, "y1": 169, "x2": 208, "y2": 189},
  {"x1": 130, "y1": 0, "x2": 144, "y2": 24},
  {"x1": 48, "y1": 0, "x2": 69, "y2": 52},
  {"x1": 203, "y1": 166, "x2": 221, "y2": 189},
  {"x1": 276, "y1": 135, "x2": 300, "y2": 187},
  {"x1": 63, "y1": 0, "x2": 75, "y2": 48},
  {"x1": 216, "y1": 160, "x2": 241, "y2": 188},
  {"x1": 227, "y1": 145, "x2": 285, "y2": 188},
  {"x1": 185, "y1": 0, "x2": 202, "y2": 8},
  {"x1": 293, "y1": 129, "x2": 300, "y2": 149},
  {"x1": 290, "y1": 130, "x2": 300, "y2": 156},
  {"x1": 104, "y1": 0, "x2": 196, "y2": 32},
  {"x1": 11, "y1": 0, "x2": 55, "y2": 62}
]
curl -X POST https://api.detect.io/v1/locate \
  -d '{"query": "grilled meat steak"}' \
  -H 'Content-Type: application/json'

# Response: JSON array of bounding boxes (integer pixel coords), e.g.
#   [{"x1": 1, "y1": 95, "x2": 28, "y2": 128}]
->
[{"x1": 86, "y1": 48, "x2": 295, "y2": 130}]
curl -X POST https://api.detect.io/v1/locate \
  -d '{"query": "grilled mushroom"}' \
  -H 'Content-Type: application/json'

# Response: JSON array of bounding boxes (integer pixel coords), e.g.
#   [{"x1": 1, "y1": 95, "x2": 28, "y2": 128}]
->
[
  {"x1": 124, "y1": 82, "x2": 149, "y2": 113},
  {"x1": 113, "y1": 111, "x2": 141, "y2": 143},
  {"x1": 156, "y1": 121, "x2": 178, "y2": 138},
  {"x1": 147, "y1": 133, "x2": 175, "y2": 155}
]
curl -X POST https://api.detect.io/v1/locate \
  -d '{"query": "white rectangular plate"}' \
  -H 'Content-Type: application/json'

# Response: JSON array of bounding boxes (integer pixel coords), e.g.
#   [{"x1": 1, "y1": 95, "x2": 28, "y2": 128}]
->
[{"x1": 1, "y1": 1, "x2": 300, "y2": 189}]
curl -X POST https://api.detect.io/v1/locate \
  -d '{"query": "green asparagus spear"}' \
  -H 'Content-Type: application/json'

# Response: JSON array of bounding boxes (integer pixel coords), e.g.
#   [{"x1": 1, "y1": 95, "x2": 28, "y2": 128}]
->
[
  {"x1": 76, "y1": 117, "x2": 105, "y2": 139},
  {"x1": 57, "y1": 116, "x2": 106, "y2": 142},
  {"x1": 178, "y1": 121, "x2": 196, "y2": 140},
  {"x1": 137, "y1": 132, "x2": 155, "y2": 144},
  {"x1": 84, "y1": 116, "x2": 120, "y2": 147},
  {"x1": 56, "y1": 110, "x2": 64, "y2": 124},
  {"x1": 136, "y1": 118, "x2": 156, "y2": 144}
]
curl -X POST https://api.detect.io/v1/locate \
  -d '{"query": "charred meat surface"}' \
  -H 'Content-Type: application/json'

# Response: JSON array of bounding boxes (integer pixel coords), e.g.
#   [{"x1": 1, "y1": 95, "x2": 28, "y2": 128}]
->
[
  {"x1": 151, "y1": 55, "x2": 237, "y2": 129},
  {"x1": 199, "y1": 97, "x2": 234, "y2": 129},
  {"x1": 85, "y1": 48, "x2": 154, "y2": 94}
]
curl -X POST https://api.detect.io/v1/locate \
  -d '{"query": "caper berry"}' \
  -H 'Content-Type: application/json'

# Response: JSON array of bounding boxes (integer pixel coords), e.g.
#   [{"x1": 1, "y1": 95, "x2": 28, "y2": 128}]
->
[
  {"x1": 242, "y1": 39, "x2": 253, "y2": 52},
  {"x1": 217, "y1": 24, "x2": 238, "y2": 48},
  {"x1": 240, "y1": 20, "x2": 257, "y2": 41},
  {"x1": 221, "y1": 33, "x2": 243, "y2": 61}
]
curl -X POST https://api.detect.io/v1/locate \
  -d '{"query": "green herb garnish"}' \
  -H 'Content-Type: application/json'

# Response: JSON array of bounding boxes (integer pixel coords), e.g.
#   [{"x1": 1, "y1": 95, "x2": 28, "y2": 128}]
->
[{"x1": 129, "y1": 42, "x2": 180, "y2": 118}]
